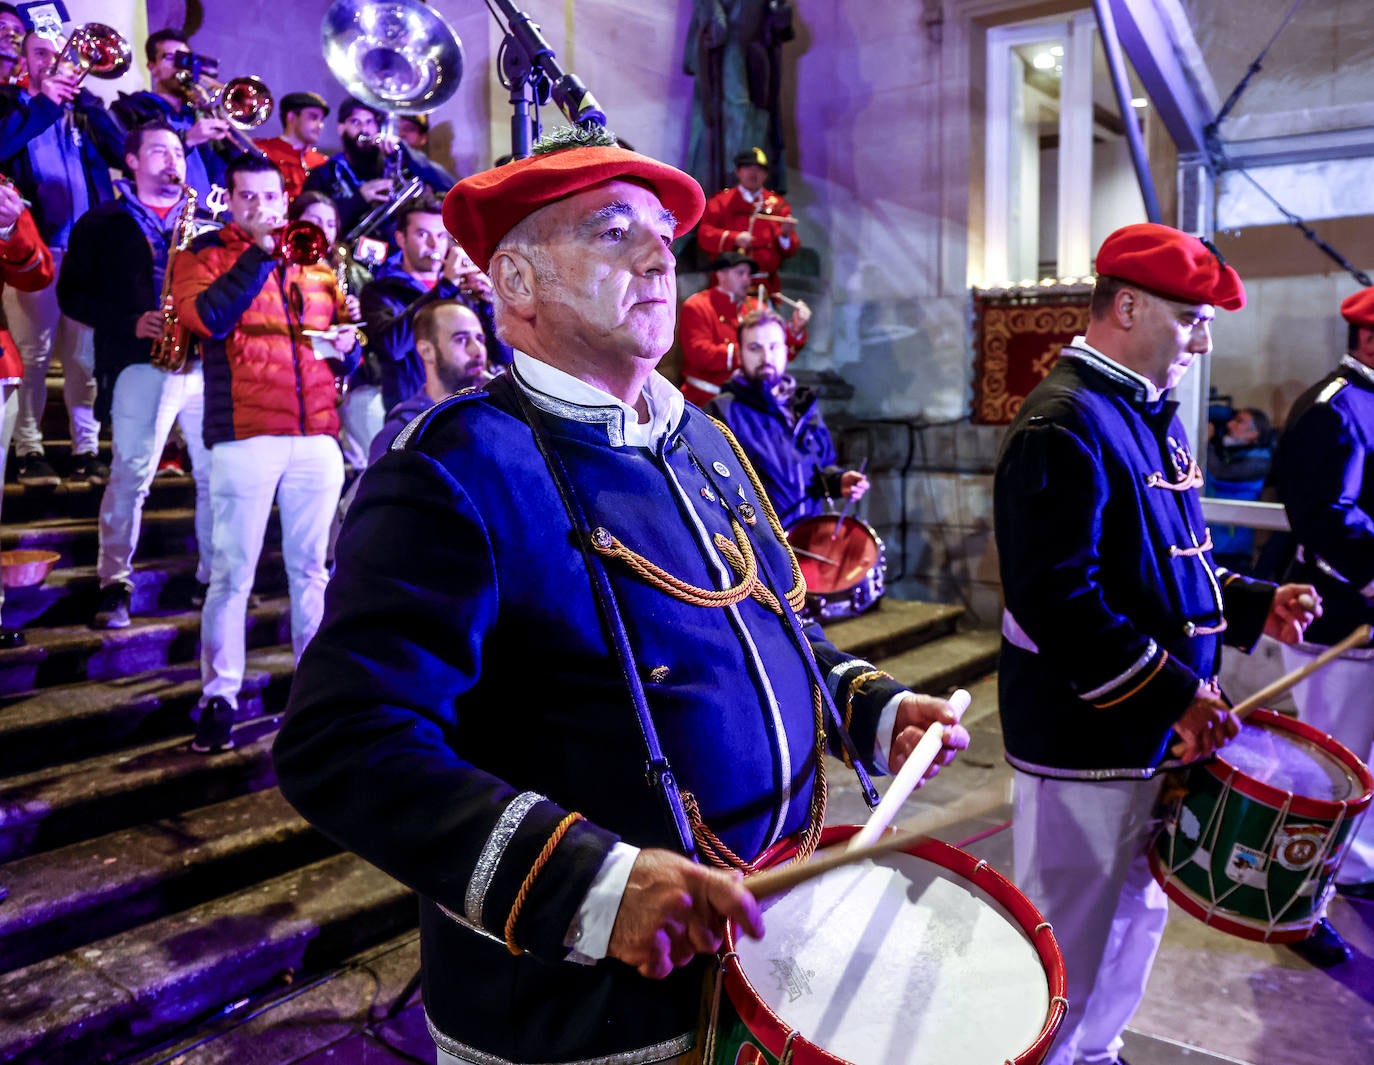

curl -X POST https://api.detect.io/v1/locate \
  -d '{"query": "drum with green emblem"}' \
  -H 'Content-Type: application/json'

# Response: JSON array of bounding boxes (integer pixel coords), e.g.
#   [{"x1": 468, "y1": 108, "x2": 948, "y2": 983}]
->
[{"x1": 1151, "y1": 708, "x2": 1373, "y2": 941}]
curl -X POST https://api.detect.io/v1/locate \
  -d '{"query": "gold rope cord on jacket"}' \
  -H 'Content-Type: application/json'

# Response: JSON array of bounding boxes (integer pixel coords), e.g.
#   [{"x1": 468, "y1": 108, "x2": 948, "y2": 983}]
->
[
  {"x1": 1145, "y1": 461, "x2": 1204, "y2": 491},
  {"x1": 712, "y1": 416, "x2": 807, "y2": 614},
  {"x1": 681, "y1": 681, "x2": 829, "y2": 873}
]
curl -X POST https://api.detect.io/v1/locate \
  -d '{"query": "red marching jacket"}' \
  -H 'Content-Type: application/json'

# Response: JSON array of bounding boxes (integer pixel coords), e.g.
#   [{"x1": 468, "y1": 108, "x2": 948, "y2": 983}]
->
[
  {"x1": 697, "y1": 185, "x2": 799, "y2": 290},
  {"x1": 0, "y1": 208, "x2": 54, "y2": 380},
  {"x1": 172, "y1": 222, "x2": 345, "y2": 448}
]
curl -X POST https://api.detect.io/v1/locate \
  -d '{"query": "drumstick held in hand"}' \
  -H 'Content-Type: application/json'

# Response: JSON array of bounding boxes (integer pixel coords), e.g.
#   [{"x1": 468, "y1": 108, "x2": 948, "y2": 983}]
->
[
  {"x1": 748, "y1": 778, "x2": 1010, "y2": 902},
  {"x1": 791, "y1": 546, "x2": 839, "y2": 566},
  {"x1": 1229, "y1": 623, "x2": 1372, "y2": 721},
  {"x1": 828, "y1": 458, "x2": 869, "y2": 541},
  {"x1": 847, "y1": 688, "x2": 972, "y2": 851}
]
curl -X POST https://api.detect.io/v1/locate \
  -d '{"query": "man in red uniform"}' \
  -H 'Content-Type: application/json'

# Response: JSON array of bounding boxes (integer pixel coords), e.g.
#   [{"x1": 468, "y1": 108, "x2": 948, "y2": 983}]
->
[
  {"x1": 679, "y1": 250, "x2": 808, "y2": 407},
  {"x1": 697, "y1": 146, "x2": 798, "y2": 292},
  {"x1": 254, "y1": 92, "x2": 330, "y2": 201}
]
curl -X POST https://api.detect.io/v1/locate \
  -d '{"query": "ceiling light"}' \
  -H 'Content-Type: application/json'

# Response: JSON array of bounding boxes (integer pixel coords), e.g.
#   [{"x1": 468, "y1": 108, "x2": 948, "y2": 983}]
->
[
  {"x1": 1130, "y1": 97, "x2": 1149, "y2": 109},
  {"x1": 1032, "y1": 52, "x2": 1055, "y2": 70},
  {"x1": 1050, "y1": 45, "x2": 1064, "y2": 57}
]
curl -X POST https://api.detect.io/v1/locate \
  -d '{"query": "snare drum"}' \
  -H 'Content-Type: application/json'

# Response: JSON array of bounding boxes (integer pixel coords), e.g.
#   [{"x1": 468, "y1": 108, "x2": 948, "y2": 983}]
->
[
  {"x1": 1151, "y1": 709, "x2": 1374, "y2": 942},
  {"x1": 786, "y1": 516, "x2": 886, "y2": 621},
  {"x1": 701, "y1": 825, "x2": 1066, "y2": 1065}
]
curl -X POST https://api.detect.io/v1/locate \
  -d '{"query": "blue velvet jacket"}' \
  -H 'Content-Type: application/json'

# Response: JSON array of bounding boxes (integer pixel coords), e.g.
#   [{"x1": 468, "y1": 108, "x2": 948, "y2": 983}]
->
[
  {"x1": 273, "y1": 369, "x2": 904, "y2": 1063},
  {"x1": 995, "y1": 347, "x2": 1273, "y2": 777},
  {"x1": 704, "y1": 375, "x2": 842, "y2": 526},
  {"x1": 1276, "y1": 356, "x2": 1374, "y2": 642}
]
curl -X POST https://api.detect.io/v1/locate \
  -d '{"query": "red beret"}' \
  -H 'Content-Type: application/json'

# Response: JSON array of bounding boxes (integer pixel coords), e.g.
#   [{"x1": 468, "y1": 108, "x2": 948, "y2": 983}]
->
[
  {"x1": 1095, "y1": 223, "x2": 1246, "y2": 311},
  {"x1": 1341, "y1": 288, "x2": 1374, "y2": 328},
  {"x1": 442, "y1": 146, "x2": 706, "y2": 273}
]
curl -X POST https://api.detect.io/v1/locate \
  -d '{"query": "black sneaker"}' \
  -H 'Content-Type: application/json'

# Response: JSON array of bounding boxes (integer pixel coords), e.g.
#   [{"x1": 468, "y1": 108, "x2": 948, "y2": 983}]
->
[
  {"x1": 1288, "y1": 917, "x2": 1352, "y2": 968},
  {"x1": 69, "y1": 452, "x2": 110, "y2": 485},
  {"x1": 15, "y1": 453, "x2": 59, "y2": 487},
  {"x1": 94, "y1": 584, "x2": 131, "y2": 629},
  {"x1": 191, "y1": 696, "x2": 236, "y2": 754}
]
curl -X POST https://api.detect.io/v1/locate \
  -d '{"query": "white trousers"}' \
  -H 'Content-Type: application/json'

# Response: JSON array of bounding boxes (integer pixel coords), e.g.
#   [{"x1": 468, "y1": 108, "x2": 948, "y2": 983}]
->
[
  {"x1": 3, "y1": 247, "x2": 98, "y2": 456},
  {"x1": 338, "y1": 383, "x2": 384, "y2": 472},
  {"x1": 1280, "y1": 642, "x2": 1374, "y2": 884},
  {"x1": 97, "y1": 363, "x2": 212, "y2": 590},
  {"x1": 200, "y1": 434, "x2": 343, "y2": 707},
  {"x1": 1013, "y1": 771, "x2": 1169, "y2": 1065},
  {"x1": 0, "y1": 381, "x2": 16, "y2": 616}
]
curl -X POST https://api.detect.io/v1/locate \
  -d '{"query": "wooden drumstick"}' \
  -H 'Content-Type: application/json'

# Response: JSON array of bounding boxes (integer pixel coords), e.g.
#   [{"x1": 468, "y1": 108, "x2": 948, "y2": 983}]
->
[
  {"x1": 1228, "y1": 623, "x2": 1372, "y2": 721},
  {"x1": 847, "y1": 689, "x2": 972, "y2": 851},
  {"x1": 828, "y1": 458, "x2": 869, "y2": 542},
  {"x1": 1297, "y1": 593, "x2": 1317, "y2": 611},
  {"x1": 747, "y1": 778, "x2": 1011, "y2": 903}
]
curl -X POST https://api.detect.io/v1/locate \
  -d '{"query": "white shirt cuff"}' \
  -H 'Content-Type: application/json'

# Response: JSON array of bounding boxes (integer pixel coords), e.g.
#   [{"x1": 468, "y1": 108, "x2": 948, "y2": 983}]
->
[
  {"x1": 563, "y1": 840, "x2": 640, "y2": 964},
  {"x1": 872, "y1": 691, "x2": 907, "y2": 775},
  {"x1": 0, "y1": 221, "x2": 15, "y2": 242}
]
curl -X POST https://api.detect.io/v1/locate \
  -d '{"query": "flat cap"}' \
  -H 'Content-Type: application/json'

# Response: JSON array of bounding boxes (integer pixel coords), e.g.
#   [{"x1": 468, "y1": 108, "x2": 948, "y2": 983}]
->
[
  {"x1": 1095, "y1": 223, "x2": 1245, "y2": 311},
  {"x1": 442, "y1": 145, "x2": 705, "y2": 273},
  {"x1": 709, "y1": 250, "x2": 759, "y2": 272},
  {"x1": 279, "y1": 92, "x2": 329, "y2": 117}
]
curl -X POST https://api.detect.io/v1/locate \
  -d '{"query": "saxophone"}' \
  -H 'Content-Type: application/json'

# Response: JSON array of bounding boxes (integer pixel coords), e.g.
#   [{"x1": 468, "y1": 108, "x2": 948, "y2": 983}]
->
[{"x1": 150, "y1": 183, "x2": 199, "y2": 373}]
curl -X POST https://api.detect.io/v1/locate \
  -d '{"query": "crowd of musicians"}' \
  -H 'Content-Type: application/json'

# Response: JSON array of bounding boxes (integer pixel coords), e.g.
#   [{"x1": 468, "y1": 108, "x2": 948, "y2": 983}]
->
[{"x1": 0, "y1": 8, "x2": 1372, "y2": 1065}]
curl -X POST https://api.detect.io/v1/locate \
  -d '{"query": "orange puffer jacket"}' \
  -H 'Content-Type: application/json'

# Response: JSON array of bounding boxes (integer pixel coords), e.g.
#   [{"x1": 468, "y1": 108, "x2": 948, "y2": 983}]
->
[{"x1": 172, "y1": 221, "x2": 344, "y2": 447}]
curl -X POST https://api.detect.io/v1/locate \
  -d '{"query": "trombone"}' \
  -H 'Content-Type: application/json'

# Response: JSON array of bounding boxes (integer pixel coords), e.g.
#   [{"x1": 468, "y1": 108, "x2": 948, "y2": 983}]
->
[
  {"x1": 174, "y1": 55, "x2": 274, "y2": 158},
  {"x1": 40, "y1": 22, "x2": 132, "y2": 87}
]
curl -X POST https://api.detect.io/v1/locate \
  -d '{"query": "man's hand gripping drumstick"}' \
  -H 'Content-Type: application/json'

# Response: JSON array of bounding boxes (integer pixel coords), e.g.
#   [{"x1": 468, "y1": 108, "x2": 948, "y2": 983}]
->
[{"x1": 607, "y1": 688, "x2": 970, "y2": 977}]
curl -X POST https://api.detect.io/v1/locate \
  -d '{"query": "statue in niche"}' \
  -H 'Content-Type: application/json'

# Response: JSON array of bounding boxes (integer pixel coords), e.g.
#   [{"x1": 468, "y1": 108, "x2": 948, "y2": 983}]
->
[{"x1": 684, "y1": 0, "x2": 794, "y2": 195}]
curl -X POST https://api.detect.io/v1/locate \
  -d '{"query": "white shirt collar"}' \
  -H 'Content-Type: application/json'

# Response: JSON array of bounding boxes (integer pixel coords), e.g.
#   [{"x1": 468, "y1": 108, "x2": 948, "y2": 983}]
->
[
  {"x1": 1063, "y1": 335, "x2": 1167, "y2": 402},
  {"x1": 511, "y1": 350, "x2": 684, "y2": 448},
  {"x1": 737, "y1": 185, "x2": 762, "y2": 204}
]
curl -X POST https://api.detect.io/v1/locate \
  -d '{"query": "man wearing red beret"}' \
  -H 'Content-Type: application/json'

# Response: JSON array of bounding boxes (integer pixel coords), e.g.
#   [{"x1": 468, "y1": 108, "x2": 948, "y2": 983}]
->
[
  {"x1": 1274, "y1": 288, "x2": 1374, "y2": 922},
  {"x1": 995, "y1": 222, "x2": 1321, "y2": 1065},
  {"x1": 273, "y1": 127, "x2": 970, "y2": 1065}
]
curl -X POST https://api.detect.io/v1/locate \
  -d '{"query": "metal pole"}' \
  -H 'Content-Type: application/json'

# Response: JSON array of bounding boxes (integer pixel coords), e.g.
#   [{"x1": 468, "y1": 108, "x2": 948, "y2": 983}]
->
[{"x1": 1092, "y1": 0, "x2": 1162, "y2": 223}]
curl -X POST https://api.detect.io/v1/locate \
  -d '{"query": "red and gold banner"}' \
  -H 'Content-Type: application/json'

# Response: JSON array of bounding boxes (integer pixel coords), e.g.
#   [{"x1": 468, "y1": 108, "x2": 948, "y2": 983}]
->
[{"x1": 971, "y1": 290, "x2": 1092, "y2": 425}]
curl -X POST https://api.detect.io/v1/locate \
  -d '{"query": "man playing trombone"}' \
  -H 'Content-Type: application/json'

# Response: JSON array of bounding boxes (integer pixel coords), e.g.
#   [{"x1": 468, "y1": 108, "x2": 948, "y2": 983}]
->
[
  {"x1": 110, "y1": 29, "x2": 233, "y2": 201},
  {"x1": 0, "y1": 25, "x2": 124, "y2": 487}
]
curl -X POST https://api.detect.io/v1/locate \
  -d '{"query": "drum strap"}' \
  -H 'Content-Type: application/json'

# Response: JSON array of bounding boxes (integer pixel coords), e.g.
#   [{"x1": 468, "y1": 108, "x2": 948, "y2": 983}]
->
[{"x1": 510, "y1": 383, "x2": 698, "y2": 857}]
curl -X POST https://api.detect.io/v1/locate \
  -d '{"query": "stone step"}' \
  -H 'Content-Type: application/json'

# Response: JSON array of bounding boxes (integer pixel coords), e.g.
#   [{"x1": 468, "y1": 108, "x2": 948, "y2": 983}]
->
[
  {"x1": 0, "y1": 707, "x2": 286, "y2": 863},
  {"x1": 0, "y1": 851, "x2": 416, "y2": 1065},
  {"x1": 2, "y1": 549, "x2": 288, "y2": 629},
  {"x1": 0, "y1": 595, "x2": 291, "y2": 697},
  {"x1": 0, "y1": 788, "x2": 335, "y2": 974},
  {"x1": 1, "y1": 508, "x2": 204, "y2": 569},
  {"x1": 871, "y1": 627, "x2": 1002, "y2": 700},
  {"x1": 120, "y1": 932, "x2": 426, "y2": 1065},
  {"x1": 2, "y1": 475, "x2": 197, "y2": 523},
  {"x1": 0, "y1": 644, "x2": 296, "y2": 776},
  {"x1": 823, "y1": 598, "x2": 967, "y2": 662}
]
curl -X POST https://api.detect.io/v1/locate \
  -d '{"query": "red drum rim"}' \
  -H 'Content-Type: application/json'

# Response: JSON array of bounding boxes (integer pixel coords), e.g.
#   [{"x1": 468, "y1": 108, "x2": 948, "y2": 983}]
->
[
  {"x1": 721, "y1": 824, "x2": 1067, "y2": 1065},
  {"x1": 1147, "y1": 849, "x2": 1317, "y2": 943},
  {"x1": 1206, "y1": 708, "x2": 1374, "y2": 820}
]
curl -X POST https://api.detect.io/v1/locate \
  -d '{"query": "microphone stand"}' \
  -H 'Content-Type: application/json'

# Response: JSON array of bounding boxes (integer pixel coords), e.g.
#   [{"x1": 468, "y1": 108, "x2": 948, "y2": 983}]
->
[{"x1": 486, "y1": 0, "x2": 607, "y2": 159}]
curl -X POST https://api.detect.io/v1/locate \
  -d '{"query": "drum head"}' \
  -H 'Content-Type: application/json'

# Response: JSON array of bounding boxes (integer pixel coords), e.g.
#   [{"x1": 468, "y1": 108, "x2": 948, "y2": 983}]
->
[
  {"x1": 1223, "y1": 716, "x2": 1362, "y2": 802},
  {"x1": 788, "y1": 517, "x2": 880, "y2": 596},
  {"x1": 733, "y1": 848, "x2": 1051, "y2": 1065}
]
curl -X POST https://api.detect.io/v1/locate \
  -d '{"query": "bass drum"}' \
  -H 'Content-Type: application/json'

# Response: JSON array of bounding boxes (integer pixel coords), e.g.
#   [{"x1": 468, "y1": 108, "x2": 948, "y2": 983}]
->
[{"x1": 786, "y1": 515, "x2": 886, "y2": 621}]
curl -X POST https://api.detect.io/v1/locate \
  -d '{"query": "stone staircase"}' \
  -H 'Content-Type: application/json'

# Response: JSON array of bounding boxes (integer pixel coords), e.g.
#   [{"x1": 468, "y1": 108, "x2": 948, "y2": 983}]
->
[{"x1": 0, "y1": 400, "x2": 1001, "y2": 1064}]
